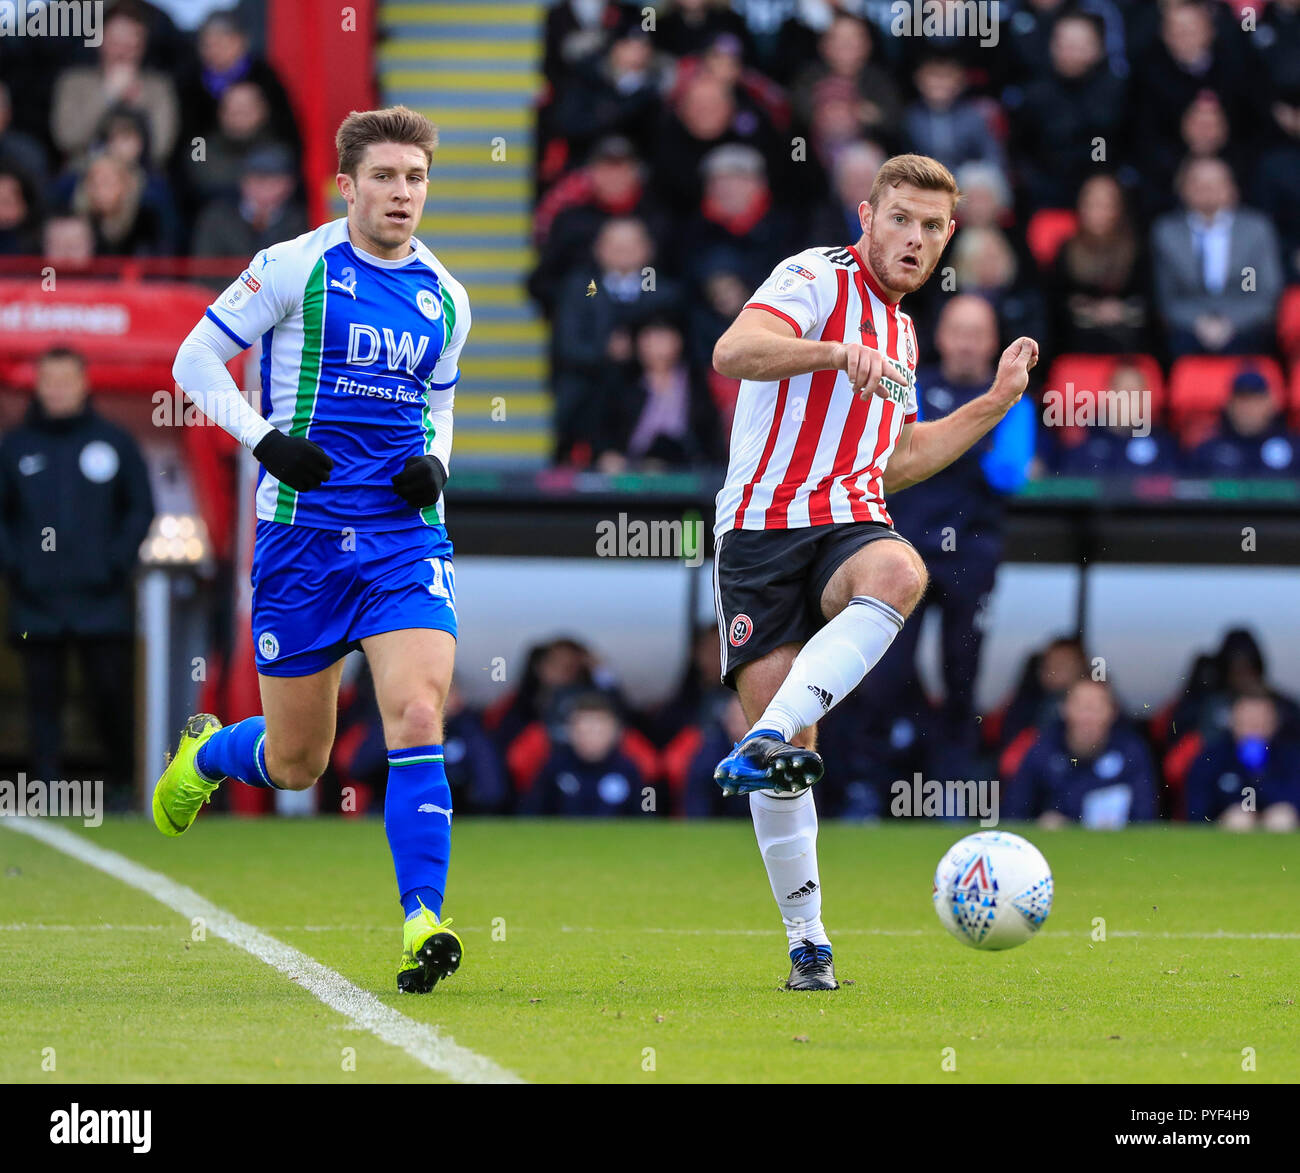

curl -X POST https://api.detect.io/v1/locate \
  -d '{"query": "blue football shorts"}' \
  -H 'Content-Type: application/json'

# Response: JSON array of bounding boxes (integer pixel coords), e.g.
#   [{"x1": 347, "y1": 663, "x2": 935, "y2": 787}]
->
[{"x1": 251, "y1": 519, "x2": 458, "y2": 677}]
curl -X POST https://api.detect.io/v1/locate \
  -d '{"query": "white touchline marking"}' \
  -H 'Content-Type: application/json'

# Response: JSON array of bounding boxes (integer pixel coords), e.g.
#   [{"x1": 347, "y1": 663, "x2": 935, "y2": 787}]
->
[
  {"x1": 560, "y1": 925, "x2": 1300, "y2": 941},
  {"x1": 4, "y1": 820, "x2": 523, "y2": 1085}
]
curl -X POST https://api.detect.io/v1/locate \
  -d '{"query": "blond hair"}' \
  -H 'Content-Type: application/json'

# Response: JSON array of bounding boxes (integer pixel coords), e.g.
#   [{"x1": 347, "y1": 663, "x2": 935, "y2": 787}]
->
[
  {"x1": 869, "y1": 153, "x2": 961, "y2": 213},
  {"x1": 336, "y1": 105, "x2": 438, "y2": 177}
]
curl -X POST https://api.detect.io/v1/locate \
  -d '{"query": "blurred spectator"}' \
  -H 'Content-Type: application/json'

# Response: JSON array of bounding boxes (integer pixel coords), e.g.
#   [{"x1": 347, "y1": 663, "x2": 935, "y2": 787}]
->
[
  {"x1": 178, "y1": 12, "x2": 300, "y2": 163},
  {"x1": 0, "y1": 165, "x2": 41, "y2": 255},
  {"x1": 1003, "y1": 0, "x2": 1131, "y2": 87},
  {"x1": 0, "y1": 348, "x2": 155, "y2": 794},
  {"x1": 678, "y1": 144, "x2": 798, "y2": 286},
  {"x1": 1005, "y1": 680, "x2": 1158, "y2": 827},
  {"x1": 520, "y1": 692, "x2": 650, "y2": 816},
  {"x1": 549, "y1": 29, "x2": 669, "y2": 160},
  {"x1": 1051, "y1": 360, "x2": 1180, "y2": 477},
  {"x1": 1170, "y1": 628, "x2": 1300, "y2": 751},
  {"x1": 649, "y1": 621, "x2": 726, "y2": 742},
  {"x1": 1006, "y1": 11, "x2": 1127, "y2": 211},
  {"x1": 529, "y1": 136, "x2": 671, "y2": 315},
  {"x1": 1051, "y1": 174, "x2": 1151, "y2": 354},
  {"x1": 1151, "y1": 157, "x2": 1282, "y2": 357},
  {"x1": 542, "y1": 0, "x2": 640, "y2": 87},
  {"x1": 50, "y1": 4, "x2": 179, "y2": 169},
  {"x1": 670, "y1": 31, "x2": 789, "y2": 137},
  {"x1": 688, "y1": 260, "x2": 749, "y2": 433},
  {"x1": 52, "y1": 104, "x2": 182, "y2": 255},
  {"x1": 72, "y1": 153, "x2": 165, "y2": 256},
  {"x1": 1132, "y1": 0, "x2": 1264, "y2": 186},
  {"x1": 807, "y1": 139, "x2": 886, "y2": 246},
  {"x1": 953, "y1": 160, "x2": 1013, "y2": 231},
  {"x1": 877, "y1": 295, "x2": 1035, "y2": 776},
  {"x1": 789, "y1": 15, "x2": 902, "y2": 151},
  {"x1": 596, "y1": 316, "x2": 720, "y2": 472},
  {"x1": 1188, "y1": 368, "x2": 1298, "y2": 478},
  {"x1": 683, "y1": 692, "x2": 751, "y2": 817},
  {"x1": 42, "y1": 214, "x2": 96, "y2": 269},
  {"x1": 192, "y1": 144, "x2": 307, "y2": 259},
  {"x1": 485, "y1": 635, "x2": 628, "y2": 756},
  {"x1": 948, "y1": 225, "x2": 1048, "y2": 351},
  {"x1": 551, "y1": 216, "x2": 683, "y2": 464},
  {"x1": 183, "y1": 79, "x2": 290, "y2": 214},
  {"x1": 0, "y1": 82, "x2": 48, "y2": 188},
  {"x1": 657, "y1": 0, "x2": 754, "y2": 63},
  {"x1": 1186, "y1": 693, "x2": 1300, "y2": 830},
  {"x1": 902, "y1": 51, "x2": 1003, "y2": 174},
  {"x1": 651, "y1": 72, "x2": 782, "y2": 213},
  {"x1": 1254, "y1": 1, "x2": 1300, "y2": 281},
  {"x1": 442, "y1": 683, "x2": 510, "y2": 814},
  {"x1": 1000, "y1": 635, "x2": 1088, "y2": 752}
]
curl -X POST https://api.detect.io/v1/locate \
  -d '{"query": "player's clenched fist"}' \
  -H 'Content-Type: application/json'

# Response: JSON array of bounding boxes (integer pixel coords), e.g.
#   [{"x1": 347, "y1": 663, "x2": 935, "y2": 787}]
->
[
  {"x1": 833, "y1": 342, "x2": 912, "y2": 402},
  {"x1": 252, "y1": 429, "x2": 333, "y2": 491},
  {"x1": 992, "y1": 336, "x2": 1039, "y2": 406},
  {"x1": 392, "y1": 454, "x2": 448, "y2": 509}
]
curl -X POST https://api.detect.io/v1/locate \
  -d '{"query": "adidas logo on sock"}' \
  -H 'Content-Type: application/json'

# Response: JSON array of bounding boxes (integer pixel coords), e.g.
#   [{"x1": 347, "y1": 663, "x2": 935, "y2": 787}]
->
[
  {"x1": 807, "y1": 685, "x2": 833, "y2": 712},
  {"x1": 785, "y1": 880, "x2": 818, "y2": 900}
]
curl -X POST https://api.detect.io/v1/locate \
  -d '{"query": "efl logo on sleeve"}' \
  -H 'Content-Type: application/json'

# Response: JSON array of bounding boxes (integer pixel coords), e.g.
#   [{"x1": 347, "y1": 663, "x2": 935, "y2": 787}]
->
[{"x1": 775, "y1": 264, "x2": 816, "y2": 294}]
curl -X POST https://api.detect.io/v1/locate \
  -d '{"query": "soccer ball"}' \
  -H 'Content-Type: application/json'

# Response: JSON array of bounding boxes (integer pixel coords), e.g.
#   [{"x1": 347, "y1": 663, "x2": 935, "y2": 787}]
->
[{"x1": 932, "y1": 831, "x2": 1053, "y2": 950}]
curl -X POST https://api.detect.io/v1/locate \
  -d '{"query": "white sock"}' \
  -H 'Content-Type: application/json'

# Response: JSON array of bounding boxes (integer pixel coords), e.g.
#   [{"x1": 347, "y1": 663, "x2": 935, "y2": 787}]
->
[
  {"x1": 750, "y1": 788, "x2": 830, "y2": 951},
  {"x1": 748, "y1": 596, "x2": 904, "y2": 743}
]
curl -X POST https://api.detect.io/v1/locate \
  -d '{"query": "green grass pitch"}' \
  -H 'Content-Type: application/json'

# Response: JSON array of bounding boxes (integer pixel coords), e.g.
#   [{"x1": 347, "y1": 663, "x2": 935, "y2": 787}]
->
[{"x1": 1, "y1": 818, "x2": 1296, "y2": 1083}]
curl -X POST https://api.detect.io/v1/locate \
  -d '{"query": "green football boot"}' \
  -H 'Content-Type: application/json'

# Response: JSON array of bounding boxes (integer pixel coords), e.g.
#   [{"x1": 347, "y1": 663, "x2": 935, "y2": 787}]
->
[
  {"x1": 152, "y1": 714, "x2": 223, "y2": 836},
  {"x1": 397, "y1": 900, "x2": 463, "y2": 994}
]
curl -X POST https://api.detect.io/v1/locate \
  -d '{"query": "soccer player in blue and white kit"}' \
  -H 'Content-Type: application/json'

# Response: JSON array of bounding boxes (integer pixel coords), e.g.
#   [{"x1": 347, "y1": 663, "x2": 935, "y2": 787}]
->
[{"x1": 157, "y1": 107, "x2": 471, "y2": 994}]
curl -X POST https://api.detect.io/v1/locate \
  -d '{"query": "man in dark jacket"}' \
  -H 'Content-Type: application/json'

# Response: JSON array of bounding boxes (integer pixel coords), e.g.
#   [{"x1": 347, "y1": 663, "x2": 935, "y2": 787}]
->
[
  {"x1": 0, "y1": 347, "x2": 154, "y2": 791},
  {"x1": 1004, "y1": 680, "x2": 1158, "y2": 826}
]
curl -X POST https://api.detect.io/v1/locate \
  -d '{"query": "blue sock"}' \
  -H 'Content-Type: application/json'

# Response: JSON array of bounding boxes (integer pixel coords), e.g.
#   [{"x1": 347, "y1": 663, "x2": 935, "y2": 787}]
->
[
  {"x1": 384, "y1": 745, "x2": 452, "y2": 919},
  {"x1": 196, "y1": 716, "x2": 278, "y2": 788}
]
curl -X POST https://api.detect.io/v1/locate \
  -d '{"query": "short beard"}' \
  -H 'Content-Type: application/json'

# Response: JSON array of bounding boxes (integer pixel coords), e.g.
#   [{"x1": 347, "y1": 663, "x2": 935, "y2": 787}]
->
[{"x1": 866, "y1": 236, "x2": 931, "y2": 296}]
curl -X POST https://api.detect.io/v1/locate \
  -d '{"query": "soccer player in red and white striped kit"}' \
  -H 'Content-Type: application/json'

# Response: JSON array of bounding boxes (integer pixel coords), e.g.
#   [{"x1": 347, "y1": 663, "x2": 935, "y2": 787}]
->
[{"x1": 710, "y1": 155, "x2": 1039, "y2": 990}]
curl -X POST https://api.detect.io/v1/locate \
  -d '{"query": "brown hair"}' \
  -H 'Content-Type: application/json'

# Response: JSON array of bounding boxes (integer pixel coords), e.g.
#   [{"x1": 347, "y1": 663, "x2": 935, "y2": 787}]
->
[
  {"x1": 336, "y1": 105, "x2": 439, "y2": 178},
  {"x1": 869, "y1": 153, "x2": 960, "y2": 213}
]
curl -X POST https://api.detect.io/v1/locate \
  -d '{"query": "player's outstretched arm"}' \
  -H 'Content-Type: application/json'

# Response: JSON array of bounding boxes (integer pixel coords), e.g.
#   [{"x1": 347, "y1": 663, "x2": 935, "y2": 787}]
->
[
  {"x1": 884, "y1": 336, "x2": 1038, "y2": 493},
  {"x1": 714, "y1": 308, "x2": 909, "y2": 394}
]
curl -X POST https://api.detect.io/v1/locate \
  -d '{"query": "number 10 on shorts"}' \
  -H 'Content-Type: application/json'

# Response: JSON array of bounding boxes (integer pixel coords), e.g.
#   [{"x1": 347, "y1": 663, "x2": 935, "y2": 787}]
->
[{"x1": 425, "y1": 557, "x2": 456, "y2": 608}]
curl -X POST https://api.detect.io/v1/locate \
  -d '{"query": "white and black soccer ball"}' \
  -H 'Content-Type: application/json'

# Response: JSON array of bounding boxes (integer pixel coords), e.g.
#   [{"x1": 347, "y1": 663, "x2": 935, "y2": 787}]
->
[{"x1": 932, "y1": 831, "x2": 1053, "y2": 950}]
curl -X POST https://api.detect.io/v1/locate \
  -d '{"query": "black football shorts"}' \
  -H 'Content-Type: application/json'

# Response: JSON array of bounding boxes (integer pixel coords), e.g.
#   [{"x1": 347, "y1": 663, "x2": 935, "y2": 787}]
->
[{"x1": 712, "y1": 521, "x2": 913, "y2": 689}]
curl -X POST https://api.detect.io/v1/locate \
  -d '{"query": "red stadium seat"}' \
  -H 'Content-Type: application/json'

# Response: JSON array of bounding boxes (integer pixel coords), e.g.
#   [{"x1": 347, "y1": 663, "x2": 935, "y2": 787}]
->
[
  {"x1": 1042, "y1": 353, "x2": 1167, "y2": 447},
  {"x1": 1025, "y1": 208, "x2": 1078, "y2": 268},
  {"x1": 1279, "y1": 286, "x2": 1300, "y2": 360},
  {"x1": 1166, "y1": 355, "x2": 1286, "y2": 438}
]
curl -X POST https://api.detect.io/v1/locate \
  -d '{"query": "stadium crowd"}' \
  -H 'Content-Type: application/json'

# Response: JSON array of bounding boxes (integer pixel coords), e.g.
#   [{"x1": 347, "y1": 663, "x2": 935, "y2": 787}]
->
[
  {"x1": 531, "y1": 0, "x2": 1300, "y2": 476},
  {"x1": 0, "y1": 1, "x2": 306, "y2": 266}
]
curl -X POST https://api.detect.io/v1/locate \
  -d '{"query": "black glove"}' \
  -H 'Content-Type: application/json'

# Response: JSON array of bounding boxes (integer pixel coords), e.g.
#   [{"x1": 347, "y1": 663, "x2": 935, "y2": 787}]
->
[
  {"x1": 252, "y1": 430, "x2": 333, "y2": 492},
  {"x1": 391, "y1": 454, "x2": 448, "y2": 509}
]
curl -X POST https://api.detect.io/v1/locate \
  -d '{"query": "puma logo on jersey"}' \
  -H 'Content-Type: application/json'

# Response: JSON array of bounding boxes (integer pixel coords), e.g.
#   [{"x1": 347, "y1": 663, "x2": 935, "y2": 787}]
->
[
  {"x1": 417, "y1": 802, "x2": 453, "y2": 822},
  {"x1": 329, "y1": 276, "x2": 357, "y2": 298}
]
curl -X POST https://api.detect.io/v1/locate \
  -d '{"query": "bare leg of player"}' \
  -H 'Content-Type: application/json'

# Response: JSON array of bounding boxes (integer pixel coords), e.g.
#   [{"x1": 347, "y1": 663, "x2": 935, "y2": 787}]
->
[{"x1": 259, "y1": 662, "x2": 347, "y2": 790}]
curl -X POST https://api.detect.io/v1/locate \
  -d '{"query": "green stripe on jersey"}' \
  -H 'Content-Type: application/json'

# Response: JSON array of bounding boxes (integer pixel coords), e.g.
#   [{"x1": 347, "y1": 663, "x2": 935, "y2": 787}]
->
[
  {"x1": 274, "y1": 257, "x2": 327, "y2": 524},
  {"x1": 418, "y1": 282, "x2": 460, "y2": 527}
]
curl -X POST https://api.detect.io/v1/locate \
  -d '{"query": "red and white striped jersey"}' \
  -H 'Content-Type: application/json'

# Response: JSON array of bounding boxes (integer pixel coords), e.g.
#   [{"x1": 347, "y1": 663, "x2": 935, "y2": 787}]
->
[{"x1": 714, "y1": 244, "x2": 919, "y2": 538}]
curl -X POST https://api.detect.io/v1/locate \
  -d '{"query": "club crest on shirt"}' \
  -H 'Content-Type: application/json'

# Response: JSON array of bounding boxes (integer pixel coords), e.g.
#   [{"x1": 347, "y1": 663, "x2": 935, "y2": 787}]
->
[{"x1": 417, "y1": 289, "x2": 442, "y2": 321}]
